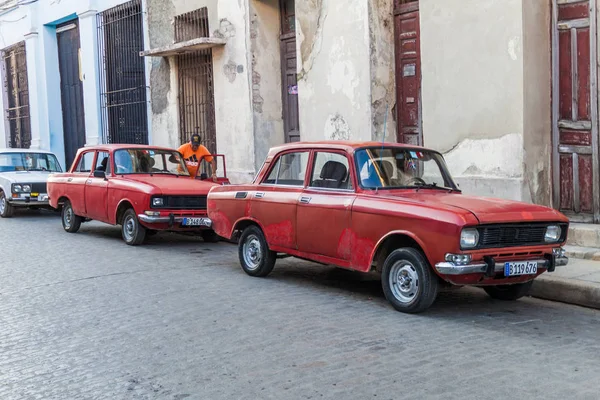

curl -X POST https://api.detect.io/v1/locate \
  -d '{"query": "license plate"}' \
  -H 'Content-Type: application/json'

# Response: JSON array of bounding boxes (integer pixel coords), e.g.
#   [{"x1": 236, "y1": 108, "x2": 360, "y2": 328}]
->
[
  {"x1": 504, "y1": 261, "x2": 538, "y2": 277},
  {"x1": 31, "y1": 193, "x2": 39, "y2": 197},
  {"x1": 182, "y1": 217, "x2": 211, "y2": 227}
]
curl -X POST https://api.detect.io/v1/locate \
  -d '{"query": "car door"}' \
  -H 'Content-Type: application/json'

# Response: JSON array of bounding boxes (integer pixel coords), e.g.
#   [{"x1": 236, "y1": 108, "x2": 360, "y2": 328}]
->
[
  {"x1": 69, "y1": 151, "x2": 97, "y2": 216},
  {"x1": 84, "y1": 151, "x2": 110, "y2": 222},
  {"x1": 296, "y1": 151, "x2": 357, "y2": 261},
  {"x1": 251, "y1": 150, "x2": 309, "y2": 250}
]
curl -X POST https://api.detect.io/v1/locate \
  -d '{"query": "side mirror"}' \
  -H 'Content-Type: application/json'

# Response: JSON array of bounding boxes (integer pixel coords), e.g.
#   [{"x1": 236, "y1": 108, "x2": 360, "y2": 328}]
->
[{"x1": 93, "y1": 169, "x2": 106, "y2": 179}]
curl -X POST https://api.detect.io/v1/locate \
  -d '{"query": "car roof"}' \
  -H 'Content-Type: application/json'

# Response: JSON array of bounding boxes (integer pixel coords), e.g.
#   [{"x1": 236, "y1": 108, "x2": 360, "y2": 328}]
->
[
  {"x1": 268, "y1": 141, "x2": 432, "y2": 154},
  {"x1": 76, "y1": 144, "x2": 178, "y2": 152},
  {"x1": 0, "y1": 148, "x2": 56, "y2": 155}
]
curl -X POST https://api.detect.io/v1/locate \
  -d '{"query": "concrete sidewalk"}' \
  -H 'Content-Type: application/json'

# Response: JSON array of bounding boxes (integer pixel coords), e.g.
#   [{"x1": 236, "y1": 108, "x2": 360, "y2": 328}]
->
[{"x1": 530, "y1": 257, "x2": 600, "y2": 309}]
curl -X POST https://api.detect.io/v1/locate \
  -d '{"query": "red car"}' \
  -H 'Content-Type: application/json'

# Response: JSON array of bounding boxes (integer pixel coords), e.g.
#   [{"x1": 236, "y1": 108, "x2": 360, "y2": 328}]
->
[
  {"x1": 48, "y1": 144, "x2": 229, "y2": 245},
  {"x1": 207, "y1": 141, "x2": 569, "y2": 313}
]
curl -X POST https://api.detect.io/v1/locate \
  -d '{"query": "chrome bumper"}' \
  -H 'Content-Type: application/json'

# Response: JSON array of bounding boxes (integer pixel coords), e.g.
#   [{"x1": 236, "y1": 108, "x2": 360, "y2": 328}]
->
[
  {"x1": 435, "y1": 256, "x2": 568, "y2": 276},
  {"x1": 137, "y1": 214, "x2": 212, "y2": 228},
  {"x1": 8, "y1": 194, "x2": 50, "y2": 206}
]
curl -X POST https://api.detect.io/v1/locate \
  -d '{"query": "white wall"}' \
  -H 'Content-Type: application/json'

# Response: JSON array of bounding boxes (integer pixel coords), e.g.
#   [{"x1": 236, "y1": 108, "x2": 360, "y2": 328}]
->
[{"x1": 296, "y1": 0, "x2": 373, "y2": 142}]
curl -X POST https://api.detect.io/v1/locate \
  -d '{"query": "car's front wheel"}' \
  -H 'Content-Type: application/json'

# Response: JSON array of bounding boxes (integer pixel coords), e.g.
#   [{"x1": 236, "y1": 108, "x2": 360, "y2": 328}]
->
[
  {"x1": 121, "y1": 208, "x2": 146, "y2": 246},
  {"x1": 238, "y1": 225, "x2": 276, "y2": 277},
  {"x1": 0, "y1": 191, "x2": 13, "y2": 218},
  {"x1": 61, "y1": 200, "x2": 82, "y2": 233},
  {"x1": 483, "y1": 281, "x2": 534, "y2": 301},
  {"x1": 381, "y1": 248, "x2": 439, "y2": 313}
]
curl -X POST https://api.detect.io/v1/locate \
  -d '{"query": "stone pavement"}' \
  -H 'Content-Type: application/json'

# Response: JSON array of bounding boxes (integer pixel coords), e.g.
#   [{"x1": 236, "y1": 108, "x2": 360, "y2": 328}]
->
[{"x1": 1, "y1": 211, "x2": 600, "y2": 399}]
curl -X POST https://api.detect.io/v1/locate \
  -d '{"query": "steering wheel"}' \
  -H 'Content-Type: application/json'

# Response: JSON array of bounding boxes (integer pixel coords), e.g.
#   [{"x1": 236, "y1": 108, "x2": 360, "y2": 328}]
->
[{"x1": 405, "y1": 177, "x2": 426, "y2": 186}]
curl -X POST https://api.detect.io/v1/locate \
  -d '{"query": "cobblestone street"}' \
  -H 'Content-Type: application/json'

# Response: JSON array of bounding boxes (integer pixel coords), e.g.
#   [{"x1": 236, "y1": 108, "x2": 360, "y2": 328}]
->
[{"x1": 0, "y1": 211, "x2": 599, "y2": 399}]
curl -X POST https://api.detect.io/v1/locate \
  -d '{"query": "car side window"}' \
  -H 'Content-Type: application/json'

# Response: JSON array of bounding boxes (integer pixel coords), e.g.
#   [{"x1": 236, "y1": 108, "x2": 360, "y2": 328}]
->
[
  {"x1": 95, "y1": 152, "x2": 111, "y2": 175},
  {"x1": 263, "y1": 152, "x2": 309, "y2": 186},
  {"x1": 309, "y1": 152, "x2": 353, "y2": 190},
  {"x1": 76, "y1": 152, "x2": 96, "y2": 173}
]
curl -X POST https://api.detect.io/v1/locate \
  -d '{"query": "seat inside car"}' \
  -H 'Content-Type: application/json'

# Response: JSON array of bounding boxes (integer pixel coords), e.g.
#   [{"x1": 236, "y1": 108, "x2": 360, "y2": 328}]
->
[{"x1": 312, "y1": 160, "x2": 349, "y2": 189}]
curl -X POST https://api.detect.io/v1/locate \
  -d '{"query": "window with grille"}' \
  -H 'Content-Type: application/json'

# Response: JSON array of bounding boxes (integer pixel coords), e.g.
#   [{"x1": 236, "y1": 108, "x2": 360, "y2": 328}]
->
[
  {"x1": 175, "y1": 8, "x2": 216, "y2": 153},
  {"x1": 1, "y1": 41, "x2": 31, "y2": 149},
  {"x1": 97, "y1": 0, "x2": 149, "y2": 145}
]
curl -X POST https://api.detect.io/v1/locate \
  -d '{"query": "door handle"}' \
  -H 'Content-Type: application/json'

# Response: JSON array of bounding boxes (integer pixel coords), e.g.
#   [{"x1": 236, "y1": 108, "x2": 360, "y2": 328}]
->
[
  {"x1": 255, "y1": 192, "x2": 265, "y2": 199},
  {"x1": 67, "y1": 178, "x2": 73, "y2": 182},
  {"x1": 86, "y1": 179, "x2": 92, "y2": 185},
  {"x1": 299, "y1": 196, "x2": 311, "y2": 204}
]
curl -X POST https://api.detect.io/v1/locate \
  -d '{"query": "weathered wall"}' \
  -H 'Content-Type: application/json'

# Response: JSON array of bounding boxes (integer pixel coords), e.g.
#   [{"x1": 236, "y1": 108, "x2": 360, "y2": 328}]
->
[
  {"x1": 296, "y1": 0, "x2": 372, "y2": 142},
  {"x1": 250, "y1": 0, "x2": 284, "y2": 171},
  {"x1": 368, "y1": 0, "x2": 396, "y2": 142},
  {"x1": 420, "y1": 0, "x2": 528, "y2": 201},
  {"x1": 522, "y1": 0, "x2": 552, "y2": 207},
  {"x1": 212, "y1": 0, "x2": 256, "y2": 183}
]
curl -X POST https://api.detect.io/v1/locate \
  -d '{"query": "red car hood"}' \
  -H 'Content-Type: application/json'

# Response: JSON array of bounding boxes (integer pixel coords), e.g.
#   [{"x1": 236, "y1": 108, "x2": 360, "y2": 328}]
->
[
  {"x1": 125, "y1": 175, "x2": 218, "y2": 195},
  {"x1": 379, "y1": 191, "x2": 567, "y2": 224}
]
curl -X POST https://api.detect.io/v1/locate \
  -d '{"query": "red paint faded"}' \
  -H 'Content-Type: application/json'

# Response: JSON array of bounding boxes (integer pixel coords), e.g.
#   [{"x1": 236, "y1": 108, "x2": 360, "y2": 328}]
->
[
  {"x1": 48, "y1": 144, "x2": 226, "y2": 233},
  {"x1": 207, "y1": 141, "x2": 569, "y2": 288}
]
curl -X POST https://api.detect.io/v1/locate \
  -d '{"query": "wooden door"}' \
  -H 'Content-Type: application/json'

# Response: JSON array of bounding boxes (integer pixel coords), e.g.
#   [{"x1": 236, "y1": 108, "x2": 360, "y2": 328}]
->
[
  {"x1": 552, "y1": 0, "x2": 599, "y2": 222},
  {"x1": 57, "y1": 20, "x2": 86, "y2": 169},
  {"x1": 394, "y1": 0, "x2": 422, "y2": 146},
  {"x1": 280, "y1": 0, "x2": 300, "y2": 143}
]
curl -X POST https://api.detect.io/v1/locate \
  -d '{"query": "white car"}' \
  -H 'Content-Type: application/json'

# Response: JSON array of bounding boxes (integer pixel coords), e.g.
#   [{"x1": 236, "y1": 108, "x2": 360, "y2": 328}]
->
[{"x1": 0, "y1": 149, "x2": 63, "y2": 218}]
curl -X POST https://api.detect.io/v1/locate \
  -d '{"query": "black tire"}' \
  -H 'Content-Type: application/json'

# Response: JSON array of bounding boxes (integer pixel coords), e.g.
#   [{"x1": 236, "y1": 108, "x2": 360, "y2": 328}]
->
[
  {"x1": 238, "y1": 225, "x2": 276, "y2": 277},
  {"x1": 61, "y1": 200, "x2": 82, "y2": 233},
  {"x1": 121, "y1": 208, "x2": 146, "y2": 246},
  {"x1": 202, "y1": 230, "x2": 220, "y2": 243},
  {"x1": 483, "y1": 281, "x2": 534, "y2": 301},
  {"x1": 381, "y1": 248, "x2": 439, "y2": 313},
  {"x1": 0, "y1": 191, "x2": 13, "y2": 218}
]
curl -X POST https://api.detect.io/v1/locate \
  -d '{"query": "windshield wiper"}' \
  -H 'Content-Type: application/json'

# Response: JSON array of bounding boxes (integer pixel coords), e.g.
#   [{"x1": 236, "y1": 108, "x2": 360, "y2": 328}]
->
[
  {"x1": 414, "y1": 183, "x2": 453, "y2": 192},
  {"x1": 150, "y1": 171, "x2": 184, "y2": 177}
]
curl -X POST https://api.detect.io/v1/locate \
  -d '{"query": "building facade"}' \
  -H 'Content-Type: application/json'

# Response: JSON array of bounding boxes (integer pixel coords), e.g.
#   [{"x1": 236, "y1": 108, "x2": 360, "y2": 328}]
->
[{"x1": 1, "y1": 0, "x2": 599, "y2": 225}]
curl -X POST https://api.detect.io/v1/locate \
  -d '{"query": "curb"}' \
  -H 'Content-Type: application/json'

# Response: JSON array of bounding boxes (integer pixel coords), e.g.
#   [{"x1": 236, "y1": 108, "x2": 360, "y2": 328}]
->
[{"x1": 530, "y1": 275, "x2": 600, "y2": 310}]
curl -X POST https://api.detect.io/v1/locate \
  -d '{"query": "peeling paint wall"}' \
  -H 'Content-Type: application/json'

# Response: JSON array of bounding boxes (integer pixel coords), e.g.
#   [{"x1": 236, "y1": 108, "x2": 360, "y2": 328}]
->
[
  {"x1": 212, "y1": 0, "x2": 256, "y2": 183},
  {"x1": 296, "y1": 0, "x2": 372, "y2": 142},
  {"x1": 420, "y1": 0, "x2": 551, "y2": 203},
  {"x1": 249, "y1": 0, "x2": 284, "y2": 171},
  {"x1": 368, "y1": 0, "x2": 396, "y2": 142}
]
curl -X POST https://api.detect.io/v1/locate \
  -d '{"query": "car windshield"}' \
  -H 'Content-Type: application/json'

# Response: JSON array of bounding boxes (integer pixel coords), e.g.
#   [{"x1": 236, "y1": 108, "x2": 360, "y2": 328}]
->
[
  {"x1": 114, "y1": 149, "x2": 190, "y2": 176},
  {"x1": 355, "y1": 147, "x2": 458, "y2": 190},
  {"x1": 0, "y1": 152, "x2": 62, "y2": 172}
]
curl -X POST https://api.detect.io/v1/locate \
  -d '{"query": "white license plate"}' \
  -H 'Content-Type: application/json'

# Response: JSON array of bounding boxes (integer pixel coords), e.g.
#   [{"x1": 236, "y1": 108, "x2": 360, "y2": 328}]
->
[
  {"x1": 504, "y1": 261, "x2": 538, "y2": 277},
  {"x1": 182, "y1": 217, "x2": 211, "y2": 227}
]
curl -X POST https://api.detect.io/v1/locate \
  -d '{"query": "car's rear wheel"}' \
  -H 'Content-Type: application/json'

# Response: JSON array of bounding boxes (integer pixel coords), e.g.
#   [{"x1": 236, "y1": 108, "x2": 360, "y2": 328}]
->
[
  {"x1": 202, "y1": 230, "x2": 220, "y2": 243},
  {"x1": 238, "y1": 225, "x2": 276, "y2": 277},
  {"x1": 381, "y1": 248, "x2": 439, "y2": 313},
  {"x1": 122, "y1": 208, "x2": 146, "y2": 246},
  {"x1": 61, "y1": 200, "x2": 82, "y2": 233},
  {"x1": 483, "y1": 281, "x2": 534, "y2": 301},
  {"x1": 0, "y1": 191, "x2": 13, "y2": 218}
]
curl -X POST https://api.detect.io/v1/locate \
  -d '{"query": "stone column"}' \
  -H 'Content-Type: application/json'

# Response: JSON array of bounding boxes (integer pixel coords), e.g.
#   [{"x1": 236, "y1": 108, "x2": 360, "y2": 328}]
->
[{"x1": 77, "y1": 9, "x2": 102, "y2": 146}]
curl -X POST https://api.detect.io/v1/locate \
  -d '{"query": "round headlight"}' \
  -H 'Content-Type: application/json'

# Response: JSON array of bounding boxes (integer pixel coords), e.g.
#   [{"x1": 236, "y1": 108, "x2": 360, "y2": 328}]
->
[
  {"x1": 545, "y1": 225, "x2": 562, "y2": 243},
  {"x1": 22, "y1": 184, "x2": 31, "y2": 193},
  {"x1": 13, "y1": 184, "x2": 22, "y2": 193},
  {"x1": 152, "y1": 197, "x2": 164, "y2": 207},
  {"x1": 460, "y1": 228, "x2": 480, "y2": 249}
]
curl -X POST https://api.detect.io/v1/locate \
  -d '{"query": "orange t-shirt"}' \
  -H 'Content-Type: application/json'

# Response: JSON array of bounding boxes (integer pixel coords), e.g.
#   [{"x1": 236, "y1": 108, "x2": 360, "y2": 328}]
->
[{"x1": 178, "y1": 143, "x2": 214, "y2": 177}]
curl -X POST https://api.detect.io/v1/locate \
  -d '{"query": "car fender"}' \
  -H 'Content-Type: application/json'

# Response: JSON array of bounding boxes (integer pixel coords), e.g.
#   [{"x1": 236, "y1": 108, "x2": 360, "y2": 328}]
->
[
  {"x1": 370, "y1": 229, "x2": 432, "y2": 267},
  {"x1": 113, "y1": 197, "x2": 139, "y2": 225},
  {"x1": 230, "y1": 216, "x2": 267, "y2": 240}
]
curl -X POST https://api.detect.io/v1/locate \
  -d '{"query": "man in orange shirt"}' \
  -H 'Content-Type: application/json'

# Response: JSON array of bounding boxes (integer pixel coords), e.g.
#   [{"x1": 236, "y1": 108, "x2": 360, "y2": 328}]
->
[{"x1": 178, "y1": 134, "x2": 217, "y2": 181}]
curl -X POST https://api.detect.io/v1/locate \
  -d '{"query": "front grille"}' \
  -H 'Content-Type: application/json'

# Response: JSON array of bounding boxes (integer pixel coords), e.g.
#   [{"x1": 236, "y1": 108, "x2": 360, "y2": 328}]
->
[
  {"x1": 475, "y1": 223, "x2": 568, "y2": 249},
  {"x1": 30, "y1": 183, "x2": 47, "y2": 193},
  {"x1": 160, "y1": 195, "x2": 207, "y2": 210}
]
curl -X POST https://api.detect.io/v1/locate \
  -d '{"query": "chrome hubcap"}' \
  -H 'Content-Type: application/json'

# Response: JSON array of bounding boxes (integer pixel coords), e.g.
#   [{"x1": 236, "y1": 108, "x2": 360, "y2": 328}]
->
[
  {"x1": 389, "y1": 261, "x2": 420, "y2": 303},
  {"x1": 64, "y1": 206, "x2": 72, "y2": 228},
  {"x1": 243, "y1": 235, "x2": 262, "y2": 270},
  {"x1": 0, "y1": 195, "x2": 5, "y2": 214},
  {"x1": 124, "y1": 216, "x2": 136, "y2": 241}
]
